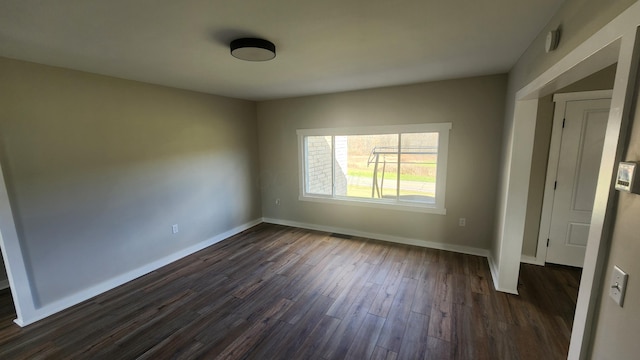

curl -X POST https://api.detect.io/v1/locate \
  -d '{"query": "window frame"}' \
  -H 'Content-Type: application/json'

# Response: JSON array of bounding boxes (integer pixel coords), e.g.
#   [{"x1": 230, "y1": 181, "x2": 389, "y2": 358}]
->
[{"x1": 297, "y1": 123, "x2": 451, "y2": 214}]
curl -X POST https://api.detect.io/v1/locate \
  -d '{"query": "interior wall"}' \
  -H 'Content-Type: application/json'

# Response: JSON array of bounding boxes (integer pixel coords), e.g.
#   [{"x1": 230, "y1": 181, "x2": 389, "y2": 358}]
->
[
  {"x1": 492, "y1": 0, "x2": 636, "y2": 267},
  {"x1": 590, "y1": 59, "x2": 640, "y2": 359},
  {"x1": 257, "y1": 75, "x2": 506, "y2": 251},
  {"x1": 0, "y1": 57, "x2": 261, "y2": 307},
  {"x1": 521, "y1": 64, "x2": 617, "y2": 257}
]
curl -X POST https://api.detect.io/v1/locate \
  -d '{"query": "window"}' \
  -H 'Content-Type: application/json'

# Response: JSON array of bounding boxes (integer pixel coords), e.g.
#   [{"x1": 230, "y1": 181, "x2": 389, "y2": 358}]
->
[{"x1": 297, "y1": 123, "x2": 451, "y2": 214}]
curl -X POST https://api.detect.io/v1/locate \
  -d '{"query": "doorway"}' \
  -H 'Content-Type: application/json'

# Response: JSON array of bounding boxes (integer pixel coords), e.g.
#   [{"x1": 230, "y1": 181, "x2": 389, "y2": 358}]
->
[
  {"x1": 496, "y1": 17, "x2": 640, "y2": 357},
  {"x1": 0, "y1": 252, "x2": 8, "y2": 290},
  {"x1": 0, "y1": 237, "x2": 16, "y2": 323},
  {"x1": 538, "y1": 92, "x2": 612, "y2": 267}
]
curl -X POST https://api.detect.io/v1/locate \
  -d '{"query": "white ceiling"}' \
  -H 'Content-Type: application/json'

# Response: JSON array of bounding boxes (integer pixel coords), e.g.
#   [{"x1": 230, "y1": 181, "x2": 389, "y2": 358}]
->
[{"x1": 0, "y1": 0, "x2": 564, "y2": 101}]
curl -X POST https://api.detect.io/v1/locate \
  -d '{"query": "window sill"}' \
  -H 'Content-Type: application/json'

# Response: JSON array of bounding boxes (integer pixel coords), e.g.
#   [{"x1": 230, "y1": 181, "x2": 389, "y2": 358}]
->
[{"x1": 298, "y1": 195, "x2": 446, "y2": 215}]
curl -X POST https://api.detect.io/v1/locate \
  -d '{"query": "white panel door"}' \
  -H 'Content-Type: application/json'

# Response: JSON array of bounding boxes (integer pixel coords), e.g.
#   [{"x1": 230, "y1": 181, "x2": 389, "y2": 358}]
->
[{"x1": 547, "y1": 98, "x2": 610, "y2": 267}]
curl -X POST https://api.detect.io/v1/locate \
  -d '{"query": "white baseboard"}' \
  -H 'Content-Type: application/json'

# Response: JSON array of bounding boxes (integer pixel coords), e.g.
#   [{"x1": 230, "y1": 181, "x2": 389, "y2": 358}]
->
[
  {"x1": 262, "y1": 217, "x2": 490, "y2": 258},
  {"x1": 487, "y1": 254, "x2": 501, "y2": 291},
  {"x1": 15, "y1": 216, "x2": 515, "y2": 327},
  {"x1": 15, "y1": 218, "x2": 262, "y2": 327},
  {"x1": 487, "y1": 254, "x2": 519, "y2": 295},
  {"x1": 0, "y1": 279, "x2": 8, "y2": 290},
  {"x1": 521, "y1": 255, "x2": 545, "y2": 266}
]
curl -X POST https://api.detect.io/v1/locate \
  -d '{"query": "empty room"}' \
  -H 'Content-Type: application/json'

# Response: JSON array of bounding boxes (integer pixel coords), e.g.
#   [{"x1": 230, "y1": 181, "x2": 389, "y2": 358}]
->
[{"x1": 1, "y1": 1, "x2": 640, "y2": 359}]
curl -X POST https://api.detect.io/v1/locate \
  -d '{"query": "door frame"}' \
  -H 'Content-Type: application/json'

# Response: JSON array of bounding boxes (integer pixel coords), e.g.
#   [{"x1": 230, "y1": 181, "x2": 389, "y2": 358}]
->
[
  {"x1": 535, "y1": 90, "x2": 613, "y2": 266},
  {"x1": 0, "y1": 161, "x2": 36, "y2": 325},
  {"x1": 492, "y1": 3, "x2": 640, "y2": 359}
]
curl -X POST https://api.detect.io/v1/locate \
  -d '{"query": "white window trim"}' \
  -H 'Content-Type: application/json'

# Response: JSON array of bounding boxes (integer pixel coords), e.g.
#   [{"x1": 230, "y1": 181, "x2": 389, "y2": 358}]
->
[{"x1": 297, "y1": 123, "x2": 451, "y2": 214}]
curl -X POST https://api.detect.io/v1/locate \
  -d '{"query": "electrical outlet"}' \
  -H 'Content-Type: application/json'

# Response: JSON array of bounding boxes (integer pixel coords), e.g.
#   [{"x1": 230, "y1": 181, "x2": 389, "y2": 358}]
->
[
  {"x1": 609, "y1": 265, "x2": 628, "y2": 307},
  {"x1": 172, "y1": 224, "x2": 179, "y2": 234},
  {"x1": 459, "y1": 218, "x2": 466, "y2": 227}
]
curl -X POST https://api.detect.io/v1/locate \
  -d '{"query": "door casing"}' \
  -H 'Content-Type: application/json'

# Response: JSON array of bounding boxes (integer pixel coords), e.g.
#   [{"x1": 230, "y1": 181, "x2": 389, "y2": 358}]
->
[{"x1": 537, "y1": 90, "x2": 613, "y2": 266}]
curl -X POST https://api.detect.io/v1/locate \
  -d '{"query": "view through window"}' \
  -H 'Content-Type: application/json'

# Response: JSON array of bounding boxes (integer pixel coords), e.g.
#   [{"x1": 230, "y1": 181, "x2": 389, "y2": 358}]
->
[{"x1": 298, "y1": 123, "x2": 450, "y2": 213}]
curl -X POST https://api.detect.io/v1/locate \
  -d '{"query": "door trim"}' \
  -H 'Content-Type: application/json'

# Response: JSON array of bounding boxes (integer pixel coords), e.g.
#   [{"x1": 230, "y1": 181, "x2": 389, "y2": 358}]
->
[
  {"x1": 535, "y1": 90, "x2": 613, "y2": 266},
  {"x1": 490, "y1": 3, "x2": 640, "y2": 358}
]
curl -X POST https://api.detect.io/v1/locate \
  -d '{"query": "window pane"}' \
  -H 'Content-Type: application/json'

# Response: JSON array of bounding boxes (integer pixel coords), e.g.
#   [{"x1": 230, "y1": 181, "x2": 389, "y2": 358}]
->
[
  {"x1": 340, "y1": 134, "x2": 398, "y2": 199},
  {"x1": 305, "y1": 136, "x2": 333, "y2": 195},
  {"x1": 398, "y1": 132, "x2": 438, "y2": 203},
  {"x1": 298, "y1": 123, "x2": 449, "y2": 213}
]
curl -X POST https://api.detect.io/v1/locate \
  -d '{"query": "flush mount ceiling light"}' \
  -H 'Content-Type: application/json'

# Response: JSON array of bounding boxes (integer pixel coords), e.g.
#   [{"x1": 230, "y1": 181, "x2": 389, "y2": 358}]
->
[{"x1": 230, "y1": 38, "x2": 276, "y2": 61}]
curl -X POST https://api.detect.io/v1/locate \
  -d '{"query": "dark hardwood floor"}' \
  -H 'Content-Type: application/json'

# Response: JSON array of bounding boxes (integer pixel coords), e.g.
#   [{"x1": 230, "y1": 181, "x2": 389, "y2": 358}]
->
[{"x1": 0, "y1": 223, "x2": 580, "y2": 359}]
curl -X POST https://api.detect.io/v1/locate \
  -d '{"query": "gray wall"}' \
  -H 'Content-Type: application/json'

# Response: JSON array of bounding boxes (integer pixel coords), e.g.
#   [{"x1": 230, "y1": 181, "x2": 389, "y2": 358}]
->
[
  {"x1": 0, "y1": 57, "x2": 261, "y2": 306},
  {"x1": 257, "y1": 75, "x2": 506, "y2": 250},
  {"x1": 521, "y1": 65, "x2": 617, "y2": 257},
  {"x1": 590, "y1": 65, "x2": 640, "y2": 358},
  {"x1": 492, "y1": 0, "x2": 636, "y2": 262}
]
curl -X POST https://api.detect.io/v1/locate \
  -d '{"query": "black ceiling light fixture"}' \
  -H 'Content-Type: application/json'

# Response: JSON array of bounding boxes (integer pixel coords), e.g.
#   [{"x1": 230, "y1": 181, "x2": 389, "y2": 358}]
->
[{"x1": 230, "y1": 38, "x2": 276, "y2": 61}]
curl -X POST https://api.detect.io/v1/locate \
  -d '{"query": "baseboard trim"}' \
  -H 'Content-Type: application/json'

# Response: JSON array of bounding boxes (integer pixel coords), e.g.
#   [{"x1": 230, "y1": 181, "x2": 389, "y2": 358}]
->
[
  {"x1": 521, "y1": 255, "x2": 545, "y2": 266},
  {"x1": 0, "y1": 279, "x2": 8, "y2": 290},
  {"x1": 262, "y1": 217, "x2": 490, "y2": 258},
  {"x1": 487, "y1": 254, "x2": 519, "y2": 295},
  {"x1": 487, "y1": 254, "x2": 501, "y2": 291},
  {"x1": 15, "y1": 218, "x2": 262, "y2": 327}
]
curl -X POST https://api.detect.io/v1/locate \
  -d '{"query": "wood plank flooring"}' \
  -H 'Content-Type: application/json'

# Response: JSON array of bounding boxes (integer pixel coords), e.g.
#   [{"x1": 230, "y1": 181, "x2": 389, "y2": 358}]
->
[{"x1": 0, "y1": 223, "x2": 581, "y2": 359}]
